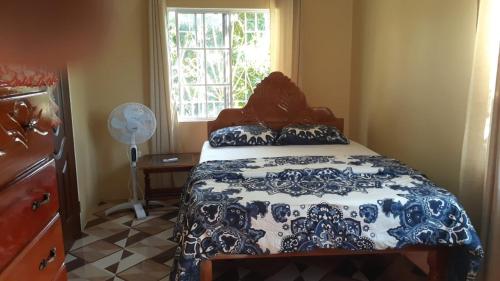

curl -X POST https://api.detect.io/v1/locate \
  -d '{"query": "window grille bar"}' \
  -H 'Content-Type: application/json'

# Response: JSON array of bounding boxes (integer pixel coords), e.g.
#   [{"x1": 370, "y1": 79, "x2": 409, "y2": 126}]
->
[
  {"x1": 174, "y1": 11, "x2": 182, "y2": 119},
  {"x1": 178, "y1": 47, "x2": 230, "y2": 51},
  {"x1": 228, "y1": 13, "x2": 233, "y2": 107},
  {"x1": 171, "y1": 8, "x2": 267, "y2": 14},
  {"x1": 222, "y1": 13, "x2": 228, "y2": 110},
  {"x1": 202, "y1": 13, "x2": 208, "y2": 119},
  {"x1": 183, "y1": 83, "x2": 231, "y2": 87}
]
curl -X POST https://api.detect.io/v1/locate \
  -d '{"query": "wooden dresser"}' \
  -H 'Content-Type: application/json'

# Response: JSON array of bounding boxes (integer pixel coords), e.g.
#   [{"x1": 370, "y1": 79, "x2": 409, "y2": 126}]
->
[{"x1": 0, "y1": 88, "x2": 67, "y2": 280}]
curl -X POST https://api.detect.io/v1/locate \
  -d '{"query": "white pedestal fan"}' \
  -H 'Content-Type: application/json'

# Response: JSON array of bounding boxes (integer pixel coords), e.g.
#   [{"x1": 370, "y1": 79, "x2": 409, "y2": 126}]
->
[{"x1": 105, "y1": 103, "x2": 165, "y2": 219}]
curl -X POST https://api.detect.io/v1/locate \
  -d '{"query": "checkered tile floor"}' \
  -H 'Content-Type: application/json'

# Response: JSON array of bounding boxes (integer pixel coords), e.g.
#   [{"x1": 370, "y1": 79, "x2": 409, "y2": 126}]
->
[
  {"x1": 66, "y1": 201, "x2": 179, "y2": 281},
  {"x1": 66, "y1": 201, "x2": 427, "y2": 281}
]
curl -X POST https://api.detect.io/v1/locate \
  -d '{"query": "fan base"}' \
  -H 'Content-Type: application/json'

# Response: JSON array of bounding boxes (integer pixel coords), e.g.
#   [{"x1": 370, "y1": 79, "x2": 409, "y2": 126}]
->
[{"x1": 104, "y1": 200, "x2": 167, "y2": 219}]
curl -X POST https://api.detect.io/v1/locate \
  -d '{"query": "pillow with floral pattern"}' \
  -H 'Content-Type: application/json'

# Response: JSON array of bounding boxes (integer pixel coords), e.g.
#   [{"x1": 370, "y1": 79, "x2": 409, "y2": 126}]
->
[
  {"x1": 275, "y1": 124, "x2": 349, "y2": 145},
  {"x1": 209, "y1": 124, "x2": 277, "y2": 147}
]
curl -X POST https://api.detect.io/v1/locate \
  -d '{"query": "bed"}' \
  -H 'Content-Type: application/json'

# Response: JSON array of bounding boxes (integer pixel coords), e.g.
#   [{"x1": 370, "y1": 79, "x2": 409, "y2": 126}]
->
[{"x1": 171, "y1": 72, "x2": 483, "y2": 281}]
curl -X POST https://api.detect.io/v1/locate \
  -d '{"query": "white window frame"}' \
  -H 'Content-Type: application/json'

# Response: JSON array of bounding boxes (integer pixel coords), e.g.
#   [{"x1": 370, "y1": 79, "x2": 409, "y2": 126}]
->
[{"x1": 166, "y1": 8, "x2": 270, "y2": 122}]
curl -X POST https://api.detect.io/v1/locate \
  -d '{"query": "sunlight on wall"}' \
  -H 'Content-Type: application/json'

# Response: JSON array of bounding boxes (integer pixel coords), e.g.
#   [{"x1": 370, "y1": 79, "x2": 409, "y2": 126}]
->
[
  {"x1": 299, "y1": 0, "x2": 353, "y2": 136},
  {"x1": 350, "y1": 0, "x2": 478, "y2": 194},
  {"x1": 482, "y1": 0, "x2": 500, "y2": 141}
]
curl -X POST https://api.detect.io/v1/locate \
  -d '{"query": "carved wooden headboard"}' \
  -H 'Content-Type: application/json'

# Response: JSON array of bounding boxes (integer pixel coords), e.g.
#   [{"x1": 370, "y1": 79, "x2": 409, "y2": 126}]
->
[{"x1": 207, "y1": 72, "x2": 344, "y2": 137}]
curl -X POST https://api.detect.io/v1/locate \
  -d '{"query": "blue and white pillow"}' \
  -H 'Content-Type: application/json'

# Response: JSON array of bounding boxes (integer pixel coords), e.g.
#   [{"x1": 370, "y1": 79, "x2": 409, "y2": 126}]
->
[
  {"x1": 275, "y1": 124, "x2": 349, "y2": 145},
  {"x1": 209, "y1": 125, "x2": 277, "y2": 147}
]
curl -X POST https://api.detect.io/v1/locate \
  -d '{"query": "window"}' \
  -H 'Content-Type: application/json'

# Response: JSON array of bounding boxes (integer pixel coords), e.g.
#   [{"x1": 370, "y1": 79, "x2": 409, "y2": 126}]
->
[{"x1": 166, "y1": 9, "x2": 270, "y2": 121}]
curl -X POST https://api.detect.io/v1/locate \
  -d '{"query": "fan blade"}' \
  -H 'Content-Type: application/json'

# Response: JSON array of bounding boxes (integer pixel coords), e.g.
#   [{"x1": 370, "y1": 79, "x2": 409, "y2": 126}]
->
[
  {"x1": 108, "y1": 102, "x2": 156, "y2": 145},
  {"x1": 110, "y1": 117, "x2": 126, "y2": 129},
  {"x1": 124, "y1": 104, "x2": 143, "y2": 118}
]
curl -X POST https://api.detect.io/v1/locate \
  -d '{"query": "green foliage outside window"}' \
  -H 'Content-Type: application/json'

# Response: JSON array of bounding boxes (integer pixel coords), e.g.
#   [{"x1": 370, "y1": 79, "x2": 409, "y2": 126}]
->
[{"x1": 166, "y1": 10, "x2": 270, "y2": 120}]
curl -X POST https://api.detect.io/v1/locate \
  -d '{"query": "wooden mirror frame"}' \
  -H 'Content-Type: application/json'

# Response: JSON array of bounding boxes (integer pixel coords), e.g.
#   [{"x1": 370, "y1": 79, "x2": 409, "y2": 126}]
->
[{"x1": 207, "y1": 72, "x2": 344, "y2": 137}]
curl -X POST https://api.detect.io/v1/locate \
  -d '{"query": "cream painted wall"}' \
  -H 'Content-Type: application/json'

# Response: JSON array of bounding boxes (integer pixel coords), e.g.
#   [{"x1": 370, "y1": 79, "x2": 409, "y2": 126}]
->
[
  {"x1": 68, "y1": 0, "x2": 477, "y2": 226},
  {"x1": 73, "y1": 0, "x2": 479, "y2": 225},
  {"x1": 299, "y1": 0, "x2": 353, "y2": 135},
  {"x1": 67, "y1": 0, "x2": 356, "y2": 222},
  {"x1": 350, "y1": 0, "x2": 477, "y2": 194},
  {"x1": 68, "y1": 64, "x2": 99, "y2": 227},
  {"x1": 68, "y1": 0, "x2": 150, "y2": 224}
]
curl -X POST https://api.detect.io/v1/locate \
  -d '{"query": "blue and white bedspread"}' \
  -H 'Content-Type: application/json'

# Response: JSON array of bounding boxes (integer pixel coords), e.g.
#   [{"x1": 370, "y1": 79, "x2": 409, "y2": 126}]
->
[{"x1": 171, "y1": 155, "x2": 483, "y2": 281}]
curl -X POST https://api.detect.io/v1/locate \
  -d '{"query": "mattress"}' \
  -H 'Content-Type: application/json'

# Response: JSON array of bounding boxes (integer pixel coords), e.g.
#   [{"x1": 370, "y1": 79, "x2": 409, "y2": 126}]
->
[
  {"x1": 199, "y1": 140, "x2": 378, "y2": 162},
  {"x1": 172, "y1": 141, "x2": 483, "y2": 281}
]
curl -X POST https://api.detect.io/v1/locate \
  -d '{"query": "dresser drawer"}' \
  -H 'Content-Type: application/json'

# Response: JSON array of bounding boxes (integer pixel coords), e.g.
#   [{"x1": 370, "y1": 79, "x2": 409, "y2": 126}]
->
[
  {"x1": 0, "y1": 90, "x2": 59, "y2": 186},
  {"x1": 0, "y1": 215, "x2": 65, "y2": 281},
  {"x1": 0, "y1": 160, "x2": 59, "y2": 270}
]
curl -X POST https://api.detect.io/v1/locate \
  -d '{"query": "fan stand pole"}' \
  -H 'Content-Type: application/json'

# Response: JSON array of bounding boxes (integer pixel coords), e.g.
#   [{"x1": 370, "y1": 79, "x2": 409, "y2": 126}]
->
[
  {"x1": 105, "y1": 143, "x2": 147, "y2": 219},
  {"x1": 131, "y1": 162, "x2": 147, "y2": 219}
]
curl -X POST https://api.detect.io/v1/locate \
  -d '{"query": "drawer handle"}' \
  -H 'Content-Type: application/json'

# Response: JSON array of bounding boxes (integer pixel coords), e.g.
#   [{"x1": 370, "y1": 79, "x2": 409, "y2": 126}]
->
[
  {"x1": 39, "y1": 248, "x2": 56, "y2": 271},
  {"x1": 32, "y1": 193, "x2": 51, "y2": 211}
]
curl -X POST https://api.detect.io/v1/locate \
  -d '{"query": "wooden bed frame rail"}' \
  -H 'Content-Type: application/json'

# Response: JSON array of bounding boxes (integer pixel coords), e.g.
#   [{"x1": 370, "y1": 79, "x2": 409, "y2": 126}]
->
[{"x1": 200, "y1": 247, "x2": 449, "y2": 281}]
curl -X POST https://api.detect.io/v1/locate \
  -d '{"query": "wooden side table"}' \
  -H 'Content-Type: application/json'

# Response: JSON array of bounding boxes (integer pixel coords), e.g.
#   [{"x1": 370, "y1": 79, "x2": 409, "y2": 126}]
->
[{"x1": 137, "y1": 153, "x2": 200, "y2": 210}]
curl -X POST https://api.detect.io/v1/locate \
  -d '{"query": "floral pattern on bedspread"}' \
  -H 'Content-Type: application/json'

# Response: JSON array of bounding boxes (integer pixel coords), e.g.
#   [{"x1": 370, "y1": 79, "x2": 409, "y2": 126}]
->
[{"x1": 171, "y1": 156, "x2": 483, "y2": 281}]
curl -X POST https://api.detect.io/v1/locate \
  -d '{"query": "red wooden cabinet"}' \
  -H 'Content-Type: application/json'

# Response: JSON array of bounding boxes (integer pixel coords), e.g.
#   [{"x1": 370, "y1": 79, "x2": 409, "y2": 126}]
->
[
  {"x1": 0, "y1": 216, "x2": 65, "y2": 281},
  {"x1": 0, "y1": 88, "x2": 67, "y2": 280},
  {"x1": 0, "y1": 90, "x2": 58, "y2": 186},
  {"x1": 0, "y1": 160, "x2": 58, "y2": 270}
]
